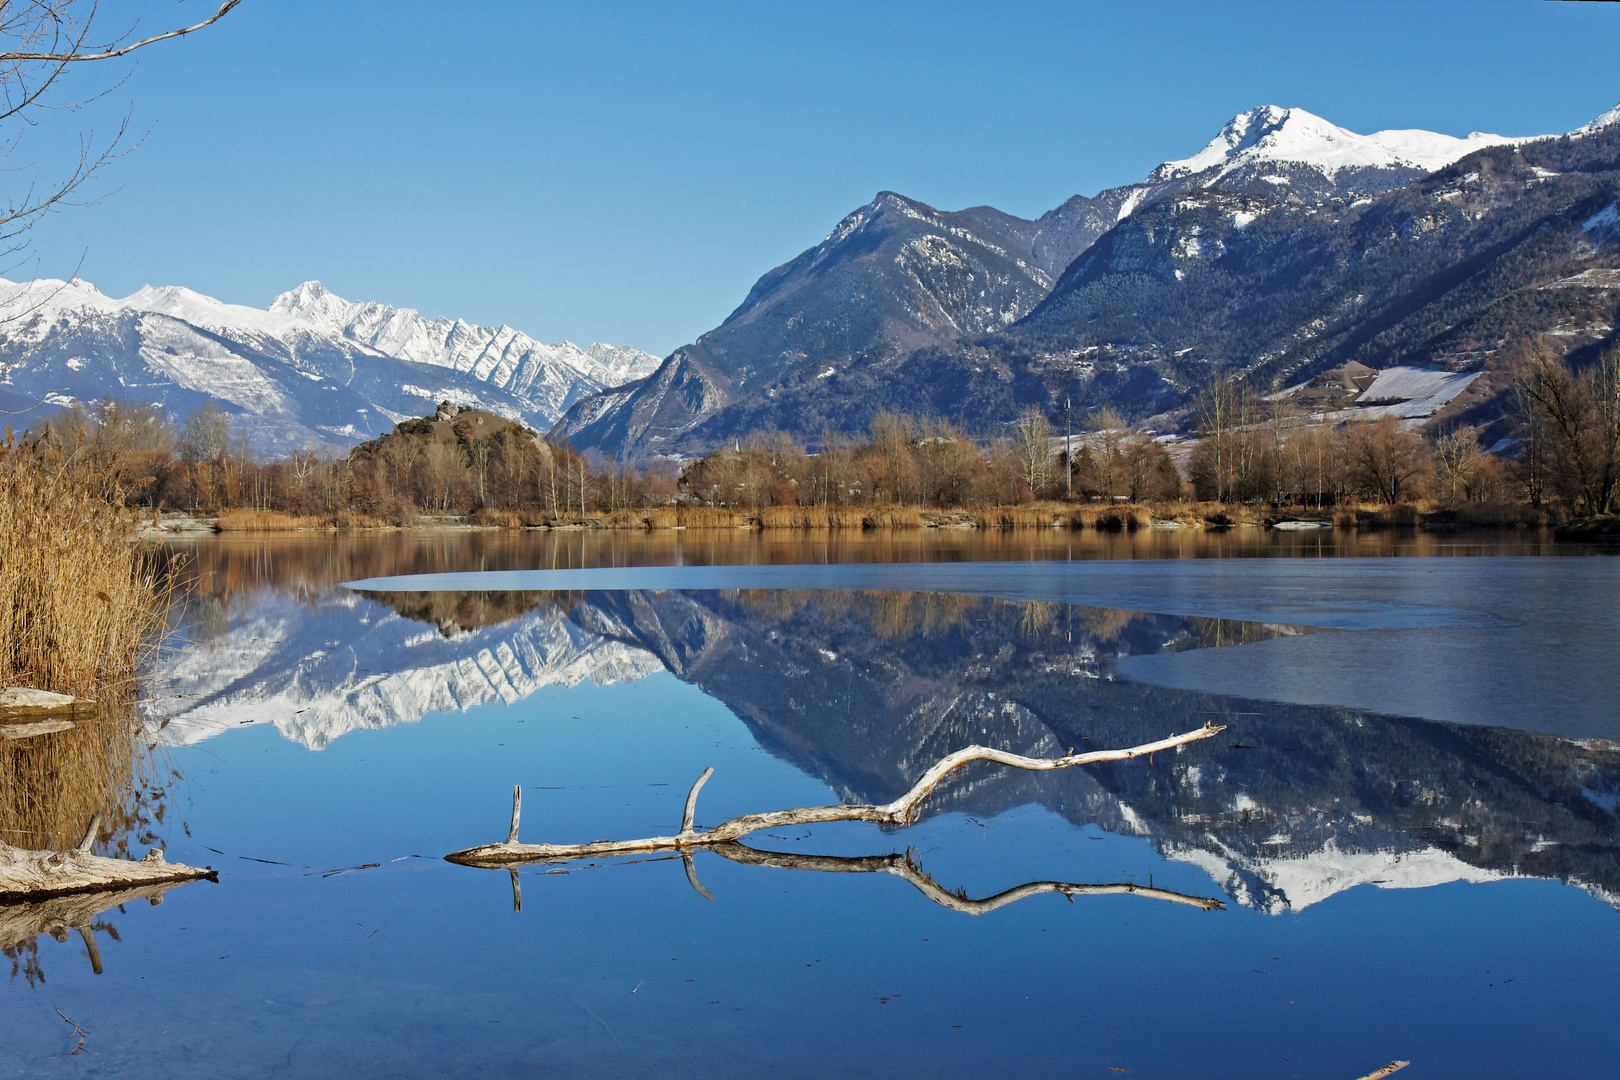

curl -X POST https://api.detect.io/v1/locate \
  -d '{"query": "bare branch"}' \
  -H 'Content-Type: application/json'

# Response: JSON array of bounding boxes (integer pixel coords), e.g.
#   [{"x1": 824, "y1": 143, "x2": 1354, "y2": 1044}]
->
[
  {"x1": 445, "y1": 724, "x2": 1225, "y2": 864},
  {"x1": 1, "y1": 837, "x2": 215, "y2": 900},
  {"x1": 1351, "y1": 1063, "x2": 1410, "y2": 1080},
  {"x1": 0, "y1": 2, "x2": 242, "y2": 62},
  {"x1": 680, "y1": 766, "x2": 712, "y2": 835}
]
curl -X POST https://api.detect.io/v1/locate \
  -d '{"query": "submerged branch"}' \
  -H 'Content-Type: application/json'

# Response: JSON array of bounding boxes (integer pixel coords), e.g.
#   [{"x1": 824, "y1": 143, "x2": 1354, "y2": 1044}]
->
[{"x1": 446, "y1": 723, "x2": 1224, "y2": 864}]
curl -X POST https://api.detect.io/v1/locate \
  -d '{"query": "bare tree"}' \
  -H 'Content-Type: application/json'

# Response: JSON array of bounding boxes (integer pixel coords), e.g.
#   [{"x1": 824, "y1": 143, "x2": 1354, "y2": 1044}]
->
[
  {"x1": 378, "y1": 435, "x2": 419, "y2": 497},
  {"x1": 1513, "y1": 343, "x2": 1620, "y2": 515},
  {"x1": 1195, "y1": 375, "x2": 1240, "y2": 501},
  {"x1": 869, "y1": 411, "x2": 916, "y2": 504},
  {"x1": 178, "y1": 402, "x2": 229, "y2": 464},
  {"x1": 1011, "y1": 407, "x2": 1054, "y2": 497},
  {"x1": 1348, "y1": 416, "x2": 1428, "y2": 505},
  {"x1": 0, "y1": 2, "x2": 241, "y2": 277},
  {"x1": 1435, "y1": 426, "x2": 1484, "y2": 504}
]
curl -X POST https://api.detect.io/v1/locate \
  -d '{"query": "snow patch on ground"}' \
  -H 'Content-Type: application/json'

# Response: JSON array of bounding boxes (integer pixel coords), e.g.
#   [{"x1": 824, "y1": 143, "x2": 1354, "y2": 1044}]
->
[
  {"x1": 1582, "y1": 203, "x2": 1619, "y2": 236},
  {"x1": 1352, "y1": 366, "x2": 1483, "y2": 419}
]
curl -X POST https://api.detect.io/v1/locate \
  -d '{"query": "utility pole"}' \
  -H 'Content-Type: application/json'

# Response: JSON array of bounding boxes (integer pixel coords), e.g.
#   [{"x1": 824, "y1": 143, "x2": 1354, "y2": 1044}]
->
[{"x1": 1065, "y1": 397, "x2": 1072, "y2": 500}]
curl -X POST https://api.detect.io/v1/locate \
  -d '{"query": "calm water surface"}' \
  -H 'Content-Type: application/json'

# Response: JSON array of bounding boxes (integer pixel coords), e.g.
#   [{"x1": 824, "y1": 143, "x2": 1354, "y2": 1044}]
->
[{"x1": 3, "y1": 531, "x2": 1617, "y2": 1079}]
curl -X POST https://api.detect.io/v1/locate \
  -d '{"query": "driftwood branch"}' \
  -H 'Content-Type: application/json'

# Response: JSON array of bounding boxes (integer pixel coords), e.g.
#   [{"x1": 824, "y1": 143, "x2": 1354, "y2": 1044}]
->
[
  {"x1": 76, "y1": 813, "x2": 102, "y2": 853},
  {"x1": 1353, "y1": 1064, "x2": 1409, "y2": 1080},
  {"x1": 681, "y1": 767, "x2": 713, "y2": 835},
  {"x1": 0, "y1": 686, "x2": 97, "y2": 741},
  {"x1": 1, "y1": 836, "x2": 215, "y2": 901},
  {"x1": 447, "y1": 723, "x2": 1224, "y2": 864}
]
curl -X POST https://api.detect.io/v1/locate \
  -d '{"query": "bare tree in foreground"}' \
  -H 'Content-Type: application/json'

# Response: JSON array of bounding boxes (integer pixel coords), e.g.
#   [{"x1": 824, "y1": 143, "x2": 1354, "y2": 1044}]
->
[{"x1": 0, "y1": 1, "x2": 241, "y2": 277}]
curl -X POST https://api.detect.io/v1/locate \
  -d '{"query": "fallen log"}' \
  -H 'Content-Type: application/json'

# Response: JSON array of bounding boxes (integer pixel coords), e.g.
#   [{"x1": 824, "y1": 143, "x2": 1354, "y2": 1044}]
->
[
  {"x1": 1352, "y1": 1063, "x2": 1409, "y2": 1080},
  {"x1": 0, "y1": 815, "x2": 216, "y2": 901},
  {"x1": 0, "y1": 687, "x2": 98, "y2": 741},
  {"x1": 446, "y1": 723, "x2": 1224, "y2": 864}
]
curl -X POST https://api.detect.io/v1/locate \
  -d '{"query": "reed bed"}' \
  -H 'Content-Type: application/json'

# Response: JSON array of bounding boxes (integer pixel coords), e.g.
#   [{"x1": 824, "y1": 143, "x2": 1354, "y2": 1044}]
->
[
  {"x1": 0, "y1": 444, "x2": 167, "y2": 698},
  {"x1": 215, "y1": 508, "x2": 394, "y2": 531},
  {"x1": 209, "y1": 497, "x2": 1562, "y2": 535},
  {"x1": 0, "y1": 442, "x2": 173, "y2": 856},
  {"x1": 466, "y1": 507, "x2": 534, "y2": 529},
  {"x1": 967, "y1": 502, "x2": 1077, "y2": 529}
]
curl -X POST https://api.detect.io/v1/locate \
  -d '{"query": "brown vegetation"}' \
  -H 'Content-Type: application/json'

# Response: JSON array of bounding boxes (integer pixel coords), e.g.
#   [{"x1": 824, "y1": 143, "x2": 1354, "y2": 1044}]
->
[
  {"x1": 0, "y1": 439, "x2": 176, "y2": 883},
  {"x1": 0, "y1": 437, "x2": 166, "y2": 697},
  {"x1": 33, "y1": 342, "x2": 1620, "y2": 535}
]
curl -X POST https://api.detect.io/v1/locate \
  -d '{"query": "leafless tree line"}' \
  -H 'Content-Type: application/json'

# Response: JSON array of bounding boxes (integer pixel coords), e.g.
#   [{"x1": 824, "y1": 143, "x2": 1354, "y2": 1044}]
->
[{"x1": 1187, "y1": 342, "x2": 1620, "y2": 513}]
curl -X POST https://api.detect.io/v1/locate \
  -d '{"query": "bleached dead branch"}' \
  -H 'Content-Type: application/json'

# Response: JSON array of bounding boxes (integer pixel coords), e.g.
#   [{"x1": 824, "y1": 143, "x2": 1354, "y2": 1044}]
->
[
  {"x1": 446, "y1": 723, "x2": 1224, "y2": 864},
  {"x1": 0, "y1": 814, "x2": 215, "y2": 900},
  {"x1": 1352, "y1": 1064, "x2": 1409, "y2": 1080}
]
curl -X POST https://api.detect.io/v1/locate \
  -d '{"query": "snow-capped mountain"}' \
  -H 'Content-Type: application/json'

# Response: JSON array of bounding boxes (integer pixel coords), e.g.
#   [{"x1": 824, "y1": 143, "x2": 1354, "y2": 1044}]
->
[
  {"x1": 553, "y1": 100, "x2": 1620, "y2": 456},
  {"x1": 1148, "y1": 105, "x2": 1525, "y2": 185},
  {"x1": 269, "y1": 281, "x2": 659, "y2": 403},
  {"x1": 0, "y1": 278, "x2": 656, "y2": 454}
]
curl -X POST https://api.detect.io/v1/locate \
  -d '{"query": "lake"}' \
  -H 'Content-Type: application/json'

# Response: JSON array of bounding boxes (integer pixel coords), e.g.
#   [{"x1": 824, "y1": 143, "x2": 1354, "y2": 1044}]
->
[{"x1": 3, "y1": 529, "x2": 1617, "y2": 1078}]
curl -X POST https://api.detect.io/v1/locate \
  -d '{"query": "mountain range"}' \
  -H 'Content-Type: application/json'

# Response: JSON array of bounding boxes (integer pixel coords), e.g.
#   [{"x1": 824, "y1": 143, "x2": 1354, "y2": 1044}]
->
[
  {"x1": 552, "y1": 103, "x2": 1620, "y2": 457},
  {"x1": 6, "y1": 102, "x2": 1616, "y2": 459},
  {"x1": 0, "y1": 278, "x2": 658, "y2": 454}
]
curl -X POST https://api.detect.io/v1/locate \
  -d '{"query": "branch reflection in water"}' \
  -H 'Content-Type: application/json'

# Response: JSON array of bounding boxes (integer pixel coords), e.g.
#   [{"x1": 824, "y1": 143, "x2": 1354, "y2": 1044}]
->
[
  {"x1": 1, "y1": 881, "x2": 190, "y2": 983},
  {"x1": 495, "y1": 845, "x2": 1225, "y2": 916}
]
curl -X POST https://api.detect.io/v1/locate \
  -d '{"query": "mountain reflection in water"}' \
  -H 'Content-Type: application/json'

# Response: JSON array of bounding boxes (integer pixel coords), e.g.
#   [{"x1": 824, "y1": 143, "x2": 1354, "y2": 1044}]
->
[{"x1": 146, "y1": 556, "x2": 1620, "y2": 917}]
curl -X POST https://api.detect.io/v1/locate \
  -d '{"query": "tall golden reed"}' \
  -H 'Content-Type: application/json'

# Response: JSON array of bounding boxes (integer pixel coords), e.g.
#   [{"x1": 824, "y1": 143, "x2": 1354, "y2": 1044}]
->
[
  {"x1": 0, "y1": 439, "x2": 171, "y2": 852},
  {"x1": 0, "y1": 440, "x2": 166, "y2": 697}
]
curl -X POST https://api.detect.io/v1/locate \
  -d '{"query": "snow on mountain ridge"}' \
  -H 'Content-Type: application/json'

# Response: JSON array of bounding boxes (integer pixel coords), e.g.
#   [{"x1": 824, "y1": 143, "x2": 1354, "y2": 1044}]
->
[
  {"x1": 269, "y1": 281, "x2": 660, "y2": 395},
  {"x1": 1572, "y1": 101, "x2": 1620, "y2": 138},
  {"x1": 0, "y1": 276, "x2": 560, "y2": 453},
  {"x1": 1150, "y1": 105, "x2": 1528, "y2": 184}
]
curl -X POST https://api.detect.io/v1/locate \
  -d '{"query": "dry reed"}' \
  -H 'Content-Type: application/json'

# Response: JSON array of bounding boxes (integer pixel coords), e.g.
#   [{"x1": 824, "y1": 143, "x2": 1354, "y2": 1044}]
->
[
  {"x1": 215, "y1": 508, "x2": 394, "y2": 531},
  {"x1": 672, "y1": 506, "x2": 751, "y2": 528},
  {"x1": 467, "y1": 507, "x2": 532, "y2": 529},
  {"x1": 0, "y1": 441, "x2": 174, "y2": 855},
  {"x1": 0, "y1": 442, "x2": 166, "y2": 698}
]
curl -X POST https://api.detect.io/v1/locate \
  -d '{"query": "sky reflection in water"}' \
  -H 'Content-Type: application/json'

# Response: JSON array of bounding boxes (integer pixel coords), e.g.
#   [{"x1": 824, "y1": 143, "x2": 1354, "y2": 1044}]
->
[{"x1": 3, "y1": 537, "x2": 1618, "y2": 1079}]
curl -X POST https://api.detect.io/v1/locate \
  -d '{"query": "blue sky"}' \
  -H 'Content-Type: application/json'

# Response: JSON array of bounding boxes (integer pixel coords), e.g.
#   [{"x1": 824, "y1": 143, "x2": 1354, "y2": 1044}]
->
[{"x1": 17, "y1": 0, "x2": 1620, "y2": 356}]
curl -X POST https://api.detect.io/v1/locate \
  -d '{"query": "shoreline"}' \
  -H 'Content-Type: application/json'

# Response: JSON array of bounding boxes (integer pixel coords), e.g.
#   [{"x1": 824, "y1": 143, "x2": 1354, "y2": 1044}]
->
[{"x1": 132, "y1": 502, "x2": 1611, "y2": 540}]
